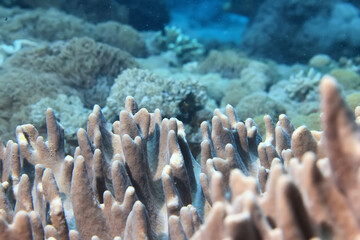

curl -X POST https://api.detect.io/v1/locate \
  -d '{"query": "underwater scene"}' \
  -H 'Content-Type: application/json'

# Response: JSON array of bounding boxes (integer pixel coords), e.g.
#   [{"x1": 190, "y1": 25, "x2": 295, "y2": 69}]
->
[{"x1": 0, "y1": 0, "x2": 360, "y2": 239}]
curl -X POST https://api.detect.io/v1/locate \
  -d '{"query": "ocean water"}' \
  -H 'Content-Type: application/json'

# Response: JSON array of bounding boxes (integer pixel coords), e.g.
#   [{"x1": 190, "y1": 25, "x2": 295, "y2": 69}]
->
[{"x1": 0, "y1": 1, "x2": 360, "y2": 239}]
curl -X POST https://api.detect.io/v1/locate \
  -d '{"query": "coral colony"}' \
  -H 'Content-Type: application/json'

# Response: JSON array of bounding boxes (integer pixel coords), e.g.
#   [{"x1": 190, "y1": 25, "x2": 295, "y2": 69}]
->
[
  {"x1": 1, "y1": 75, "x2": 360, "y2": 239},
  {"x1": 1, "y1": 0, "x2": 360, "y2": 239}
]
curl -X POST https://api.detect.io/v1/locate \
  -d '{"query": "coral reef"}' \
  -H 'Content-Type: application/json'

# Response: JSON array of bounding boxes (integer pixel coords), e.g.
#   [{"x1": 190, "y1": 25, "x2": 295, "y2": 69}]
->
[
  {"x1": 308, "y1": 54, "x2": 332, "y2": 69},
  {"x1": 197, "y1": 50, "x2": 250, "y2": 79},
  {"x1": 234, "y1": 91, "x2": 286, "y2": 120},
  {"x1": 0, "y1": 37, "x2": 137, "y2": 144},
  {"x1": 0, "y1": 69, "x2": 77, "y2": 141},
  {"x1": 152, "y1": 26, "x2": 205, "y2": 64},
  {"x1": 0, "y1": 7, "x2": 147, "y2": 57},
  {"x1": 330, "y1": 68, "x2": 360, "y2": 91},
  {"x1": 0, "y1": 97, "x2": 202, "y2": 239},
  {"x1": 0, "y1": 39, "x2": 37, "y2": 66},
  {"x1": 241, "y1": 0, "x2": 360, "y2": 63},
  {"x1": 104, "y1": 68, "x2": 207, "y2": 122},
  {"x1": 6, "y1": 37, "x2": 137, "y2": 89},
  {"x1": 30, "y1": 94, "x2": 91, "y2": 143},
  {"x1": 271, "y1": 68, "x2": 322, "y2": 104},
  {"x1": 219, "y1": 60, "x2": 275, "y2": 108},
  {"x1": 0, "y1": 75, "x2": 360, "y2": 239},
  {"x1": 91, "y1": 21, "x2": 147, "y2": 58}
]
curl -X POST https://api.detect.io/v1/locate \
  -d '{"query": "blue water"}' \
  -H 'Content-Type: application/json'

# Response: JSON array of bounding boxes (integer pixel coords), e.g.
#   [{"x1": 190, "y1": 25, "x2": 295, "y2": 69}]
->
[{"x1": 168, "y1": 0, "x2": 248, "y2": 45}]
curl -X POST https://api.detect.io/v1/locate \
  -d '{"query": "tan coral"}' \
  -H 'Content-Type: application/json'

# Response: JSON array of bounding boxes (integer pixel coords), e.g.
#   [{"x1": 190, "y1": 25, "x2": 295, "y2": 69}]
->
[{"x1": 1, "y1": 76, "x2": 360, "y2": 240}]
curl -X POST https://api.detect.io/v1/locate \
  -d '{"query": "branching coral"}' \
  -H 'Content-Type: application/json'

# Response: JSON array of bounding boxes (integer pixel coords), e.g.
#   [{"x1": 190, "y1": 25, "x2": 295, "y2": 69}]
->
[
  {"x1": 285, "y1": 68, "x2": 322, "y2": 102},
  {"x1": 0, "y1": 96, "x2": 202, "y2": 239},
  {"x1": 192, "y1": 76, "x2": 360, "y2": 239},
  {"x1": 1, "y1": 76, "x2": 360, "y2": 239},
  {"x1": 153, "y1": 26, "x2": 205, "y2": 63}
]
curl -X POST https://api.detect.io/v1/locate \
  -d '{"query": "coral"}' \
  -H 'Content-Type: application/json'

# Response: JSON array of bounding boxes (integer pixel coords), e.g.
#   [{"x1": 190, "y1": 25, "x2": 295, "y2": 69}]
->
[
  {"x1": 308, "y1": 54, "x2": 332, "y2": 69},
  {"x1": 195, "y1": 76, "x2": 360, "y2": 239},
  {"x1": 241, "y1": 0, "x2": 360, "y2": 63},
  {"x1": 93, "y1": 21, "x2": 148, "y2": 58},
  {"x1": 0, "y1": 7, "x2": 89, "y2": 43},
  {"x1": 6, "y1": 37, "x2": 137, "y2": 89},
  {"x1": 290, "y1": 112, "x2": 322, "y2": 132},
  {"x1": 284, "y1": 68, "x2": 322, "y2": 102},
  {"x1": 220, "y1": 60, "x2": 274, "y2": 108},
  {"x1": 136, "y1": 51, "x2": 179, "y2": 70},
  {"x1": 153, "y1": 26, "x2": 205, "y2": 63},
  {"x1": 0, "y1": 68, "x2": 77, "y2": 141},
  {"x1": 104, "y1": 68, "x2": 207, "y2": 121},
  {"x1": 197, "y1": 52, "x2": 276, "y2": 113},
  {"x1": 235, "y1": 91, "x2": 286, "y2": 120},
  {"x1": 330, "y1": 68, "x2": 360, "y2": 91},
  {"x1": 346, "y1": 92, "x2": 360, "y2": 110},
  {"x1": 29, "y1": 94, "x2": 90, "y2": 142},
  {"x1": 0, "y1": 97, "x2": 202, "y2": 239},
  {"x1": 0, "y1": 39, "x2": 37, "y2": 66},
  {"x1": 197, "y1": 73, "x2": 229, "y2": 104},
  {"x1": 240, "y1": 61, "x2": 273, "y2": 91},
  {"x1": 268, "y1": 68, "x2": 322, "y2": 119},
  {"x1": 220, "y1": 80, "x2": 254, "y2": 108},
  {"x1": 197, "y1": 50, "x2": 250, "y2": 78},
  {"x1": 0, "y1": 76, "x2": 360, "y2": 239},
  {"x1": 0, "y1": 39, "x2": 37, "y2": 54},
  {"x1": 0, "y1": 7, "x2": 147, "y2": 57},
  {"x1": 304, "y1": 2, "x2": 360, "y2": 50},
  {"x1": 337, "y1": 56, "x2": 360, "y2": 72},
  {"x1": 0, "y1": 37, "x2": 137, "y2": 142}
]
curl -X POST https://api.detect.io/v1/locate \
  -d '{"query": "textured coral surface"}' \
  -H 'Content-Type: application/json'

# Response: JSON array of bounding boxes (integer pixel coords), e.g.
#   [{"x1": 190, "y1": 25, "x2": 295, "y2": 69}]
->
[
  {"x1": 1, "y1": 2, "x2": 360, "y2": 239},
  {"x1": 1, "y1": 76, "x2": 360, "y2": 239}
]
